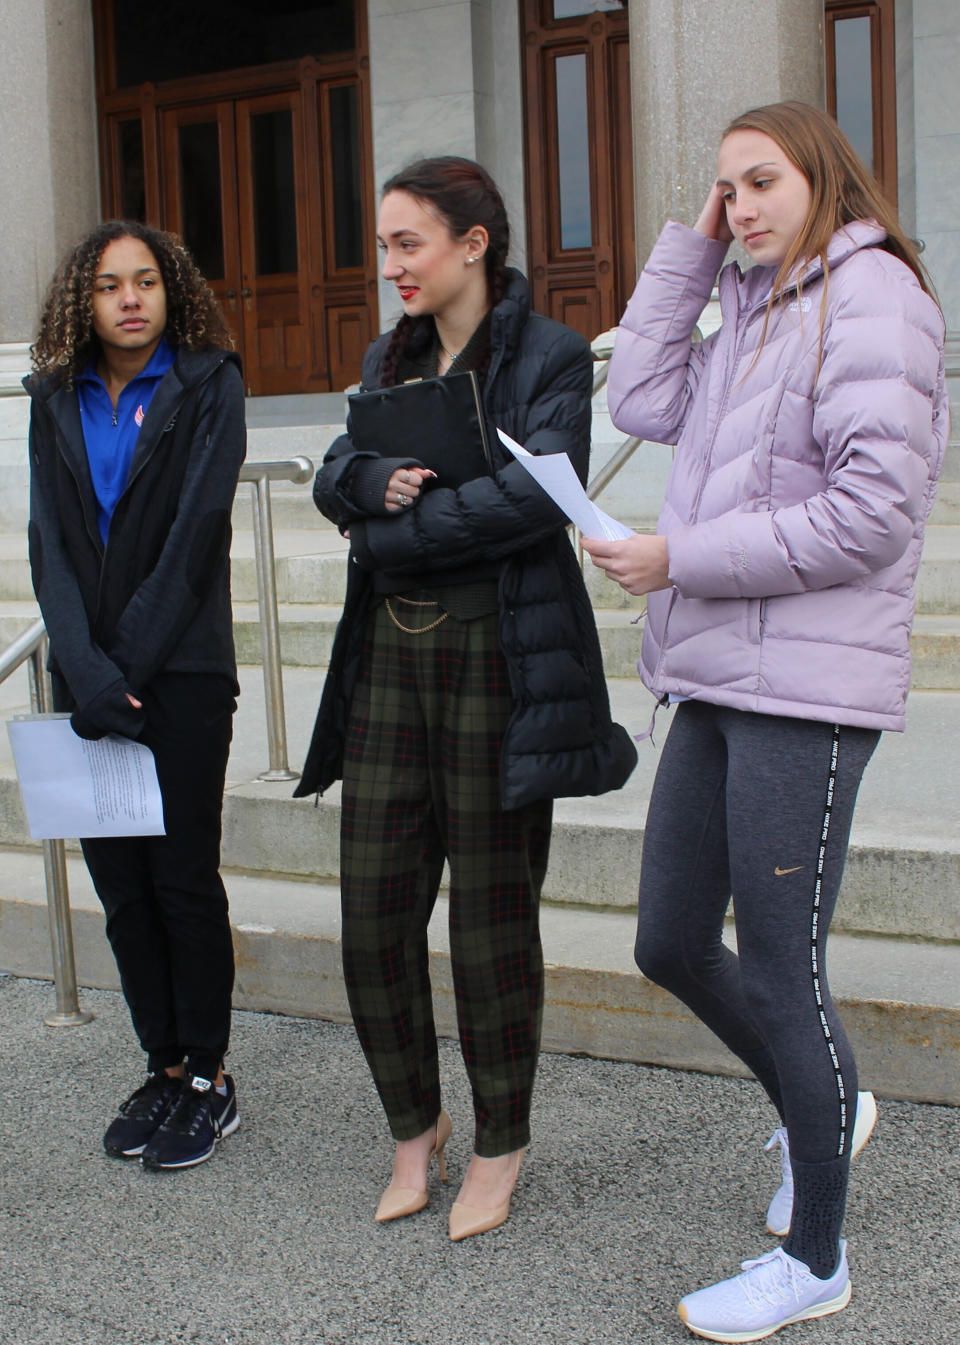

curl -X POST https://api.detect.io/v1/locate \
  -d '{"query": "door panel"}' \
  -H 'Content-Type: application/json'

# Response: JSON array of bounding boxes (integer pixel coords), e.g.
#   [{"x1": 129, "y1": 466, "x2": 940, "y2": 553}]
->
[
  {"x1": 326, "y1": 304, "x2": 371, "y2": 391},
  {"x1": 162, "y1": 103, "x2": 242, "y2": 339},
  {"x1": 236, "y1": 93, "x2": 311, "y2": 393},
  {"x1": 522, "y1": 0, "x2": 632, "y2": 338}
]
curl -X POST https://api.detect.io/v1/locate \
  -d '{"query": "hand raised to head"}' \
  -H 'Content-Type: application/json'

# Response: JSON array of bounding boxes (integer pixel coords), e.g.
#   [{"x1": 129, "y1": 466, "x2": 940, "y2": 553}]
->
[{"x1": 693, "y1": 183, "x2": 734, "y2": 245}]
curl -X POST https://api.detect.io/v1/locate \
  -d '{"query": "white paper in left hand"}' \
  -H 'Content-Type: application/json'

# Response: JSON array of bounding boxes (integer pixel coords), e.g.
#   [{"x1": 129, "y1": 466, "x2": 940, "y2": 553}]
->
[
  {"x1": 7, "y1": 715, "x2": 166, "y2": 839},
  {"x1": 497, "y1": 428, "x2": 634, "y2": 541}
]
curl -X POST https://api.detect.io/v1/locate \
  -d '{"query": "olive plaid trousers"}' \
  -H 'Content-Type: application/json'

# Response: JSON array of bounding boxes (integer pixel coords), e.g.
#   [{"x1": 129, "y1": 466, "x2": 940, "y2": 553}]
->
[{"x1": 340, "y1": 598, "x2": 552, "y2": 1156}]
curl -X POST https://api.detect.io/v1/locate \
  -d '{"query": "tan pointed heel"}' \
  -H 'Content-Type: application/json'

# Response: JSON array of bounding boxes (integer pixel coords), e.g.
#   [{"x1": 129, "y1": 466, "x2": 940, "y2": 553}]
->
[
  {"x1": 374, "y1": 1109, "x2": 452, "y2": 1224},
  {"x1": 375, "y1": 1184, "x2": 429, "y2": 1223},
  {"x1": 434, "y1": 1107, "x2": 452, "y2": 1183},
  {"x1": 449, "y1": 1148, "x2": 524, "y2": 1242}
]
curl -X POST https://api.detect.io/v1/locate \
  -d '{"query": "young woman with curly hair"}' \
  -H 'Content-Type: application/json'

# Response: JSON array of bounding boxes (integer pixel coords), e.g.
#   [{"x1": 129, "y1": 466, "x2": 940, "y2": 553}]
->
[
  {"x1": 296, "y1": 156, "x2": 636, "y2": 1240},
  {"x1": 25, "y1": 221, "x2": 246, "y2": 1170}
]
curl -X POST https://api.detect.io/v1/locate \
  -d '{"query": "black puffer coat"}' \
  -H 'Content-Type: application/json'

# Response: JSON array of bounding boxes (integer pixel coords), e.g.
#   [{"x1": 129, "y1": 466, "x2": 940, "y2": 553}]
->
[{"x1": 295, "y1": 269, "x2": 636, "y2": 809}]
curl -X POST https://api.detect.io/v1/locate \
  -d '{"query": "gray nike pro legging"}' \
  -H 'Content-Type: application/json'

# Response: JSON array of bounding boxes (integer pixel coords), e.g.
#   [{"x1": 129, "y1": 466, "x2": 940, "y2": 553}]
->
[{"x1": 636, "y1": 699, "x2": 879, "y2": 1276}]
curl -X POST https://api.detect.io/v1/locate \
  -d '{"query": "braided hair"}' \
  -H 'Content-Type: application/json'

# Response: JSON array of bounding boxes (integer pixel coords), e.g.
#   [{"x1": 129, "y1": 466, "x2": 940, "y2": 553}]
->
[
  {"x1": 378, "y1": 157, "x2": 510, "y2": 387},
  {"x1": 31, "y1": 220, "x2": 234, "y2": 386}
]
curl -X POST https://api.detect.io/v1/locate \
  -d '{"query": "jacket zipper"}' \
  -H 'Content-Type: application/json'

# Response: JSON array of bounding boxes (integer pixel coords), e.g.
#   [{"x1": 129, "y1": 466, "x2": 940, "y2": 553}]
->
[
  {"x1": 92, "y1": 356, "x2": 227, "y2": 627},
  {"x1": 50, "y1": 418, "x2": 104, "y2": 559},
  {"x1": 654, "y1": 288, "x2": 773, "y2": 688}
]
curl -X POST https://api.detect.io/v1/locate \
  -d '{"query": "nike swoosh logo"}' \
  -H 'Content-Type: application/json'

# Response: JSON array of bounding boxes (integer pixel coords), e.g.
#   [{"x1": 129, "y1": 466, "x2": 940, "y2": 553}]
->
[{"x1": 774, "y1": 865, "x2": 804, "y2": 876}]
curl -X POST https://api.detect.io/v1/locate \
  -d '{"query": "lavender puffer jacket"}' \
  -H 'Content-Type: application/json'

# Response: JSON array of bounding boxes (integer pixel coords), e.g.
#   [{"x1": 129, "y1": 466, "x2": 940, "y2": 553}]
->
[{"x1": 607, "y1": 220, "x2": 948, "y2": 732}]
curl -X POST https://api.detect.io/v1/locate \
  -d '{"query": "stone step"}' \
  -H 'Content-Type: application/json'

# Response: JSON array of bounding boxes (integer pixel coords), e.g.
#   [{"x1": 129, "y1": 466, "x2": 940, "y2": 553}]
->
[
  {"x1": 1, "y1": 849, "x2": 955, "y2": 1106},
  {"x1": 226, "y1": 601, "x2": 960, "y2": 690},
  {"x1": 6, "y1": 531, "x2": 960, "y2": 623},
  {"x1": 228, "y1": 523, "x2": 960, "y2": 613},
  {"x1": 2, "y1": 664, "x2": 958, "y2": 943},
  {"x1": 931, "y1": 479, "x2": 960, "y2": 524},
  {"x1": 3, "y1": 594, "x2": 958, "y2": 702}
]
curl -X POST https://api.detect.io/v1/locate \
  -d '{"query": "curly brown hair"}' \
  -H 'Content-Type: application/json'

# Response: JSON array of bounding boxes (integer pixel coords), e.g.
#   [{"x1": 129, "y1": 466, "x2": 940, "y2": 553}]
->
[{"x1": 31, "y1": 220, "x2": 235, "y2": 385}]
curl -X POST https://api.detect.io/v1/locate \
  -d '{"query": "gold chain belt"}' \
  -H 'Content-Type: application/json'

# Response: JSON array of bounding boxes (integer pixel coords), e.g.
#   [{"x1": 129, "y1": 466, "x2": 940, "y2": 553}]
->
[{"x1": 384, "y1": 595, "x2": 450, "y2": 635}]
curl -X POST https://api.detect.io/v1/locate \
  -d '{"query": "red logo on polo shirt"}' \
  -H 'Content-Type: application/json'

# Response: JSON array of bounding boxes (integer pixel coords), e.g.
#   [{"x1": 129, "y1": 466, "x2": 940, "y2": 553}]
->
[{"x1": 134, "y1": 404, "x2": 145, "y2": 427}]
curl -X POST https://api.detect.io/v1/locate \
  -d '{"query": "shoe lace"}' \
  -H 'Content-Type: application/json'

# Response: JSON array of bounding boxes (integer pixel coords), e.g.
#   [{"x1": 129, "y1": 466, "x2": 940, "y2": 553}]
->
[
  {"x1": 119, "y1": 1075, "x2": 176, "y2": 1120},
  {"x1": 161, "y1": 1086, "x2": 221, "y2": 1139},
  {"x1": 764, "y1": 1127, "x2": 792, "y2": 1189},
  {"x1": 737, "y1": 1249, "x2": 804, "y2": 1311}
]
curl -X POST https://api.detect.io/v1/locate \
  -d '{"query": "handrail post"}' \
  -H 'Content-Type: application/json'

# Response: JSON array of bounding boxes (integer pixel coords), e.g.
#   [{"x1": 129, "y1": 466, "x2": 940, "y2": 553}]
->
[
  {"x1": 249, "y1": 473, "x2": 298, "y2": 781},
  {"x1": 27, "y1": 639, "x2": 92, "y2": 1027}
]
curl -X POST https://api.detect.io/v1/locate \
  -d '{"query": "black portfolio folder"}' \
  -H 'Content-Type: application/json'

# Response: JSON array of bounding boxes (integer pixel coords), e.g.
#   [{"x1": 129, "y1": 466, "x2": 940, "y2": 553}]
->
[{"x1": 347, "y1": 371, "x2": 493, "y2": 490}]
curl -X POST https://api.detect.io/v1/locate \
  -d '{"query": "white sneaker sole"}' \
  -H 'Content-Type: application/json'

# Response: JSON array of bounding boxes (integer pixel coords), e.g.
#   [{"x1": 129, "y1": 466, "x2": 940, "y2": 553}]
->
[
  {"x1": 765, "y1": 1092, "x2": 876, "y2": 1236},
  {"x1": 849, "y1": 1090, "x2": 877, "y2": 1158},
  {"x1": 678, "y1": 1278, "x2": 852, "y2": 1342},
  {"x1": 218, "y1": 1110, "x2": 241, "y2": 1139}
]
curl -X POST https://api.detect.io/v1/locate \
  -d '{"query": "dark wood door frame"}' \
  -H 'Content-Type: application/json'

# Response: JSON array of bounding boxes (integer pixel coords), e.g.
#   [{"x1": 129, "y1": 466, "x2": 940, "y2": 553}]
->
[
  {"x1": 521, "y1": 0, "x2": 634, "y2": 341},
  {"x1": 825, "y1": 0, "x2": 898, "y2": 205}
]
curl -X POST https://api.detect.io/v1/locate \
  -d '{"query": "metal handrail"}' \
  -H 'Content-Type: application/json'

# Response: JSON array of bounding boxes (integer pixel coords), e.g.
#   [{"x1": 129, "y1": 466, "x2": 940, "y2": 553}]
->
[
  {"x1": 1, "y1": 455, "x2": 314, "y2": 1021},
  {"x1": 237, "y1": 455, "x2": 314, "y2": 780},
  {"x1": 588, "y1": 355, "x2": 643, "y2": 506},
  {"x1": 0, "y1": 619, "x2": 92, "y2": 1027},
  {"x1": 571, "y1": 356, "x2": 646, "y2": 567}
]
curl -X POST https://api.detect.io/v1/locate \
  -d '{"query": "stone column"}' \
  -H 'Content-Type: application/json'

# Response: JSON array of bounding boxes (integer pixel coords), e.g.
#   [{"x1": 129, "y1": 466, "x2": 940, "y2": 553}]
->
[
  {"x1": 627, "y1": 0, "x2": 824, "y2": 267},
  {"x1": 0, "y1": 0, "x2": 98, "y2": 529},
  {"x1": 909, "y1": 0, "x2": 960, "y2": 334},
  {"x1": 366, "y1": 0, "x2": 526, "y2": 331},
  {"x1": 0, "y1": 0, "x2": 100, "y2": 347}
]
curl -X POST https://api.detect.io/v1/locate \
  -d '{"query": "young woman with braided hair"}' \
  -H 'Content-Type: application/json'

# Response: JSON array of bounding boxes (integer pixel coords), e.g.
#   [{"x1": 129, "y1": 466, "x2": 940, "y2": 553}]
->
[
  {"x1": 27, "y1": 221, "x2": 245, "y2": 1170},
  {"x1": 297, "y1": 156, "x2": 635, "y2": 1240}
]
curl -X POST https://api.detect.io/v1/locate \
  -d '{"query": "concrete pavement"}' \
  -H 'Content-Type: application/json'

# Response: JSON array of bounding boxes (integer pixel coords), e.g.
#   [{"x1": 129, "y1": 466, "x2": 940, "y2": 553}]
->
[{"x1": 1, "y1": 974, "x2": 957, "y2": 1345}]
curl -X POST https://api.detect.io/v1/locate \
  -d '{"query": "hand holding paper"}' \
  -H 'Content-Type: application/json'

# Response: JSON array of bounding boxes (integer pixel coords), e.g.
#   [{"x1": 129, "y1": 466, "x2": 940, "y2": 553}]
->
[
  {"x1": 580, "y1": 531, "x2": 671, "y2": 596},
  {"x1": 496, "y1": 428, "x2": 634, "y2": 541},
  {"x1": 8, "y1": 716, "x2": 165, "y2": 839}
]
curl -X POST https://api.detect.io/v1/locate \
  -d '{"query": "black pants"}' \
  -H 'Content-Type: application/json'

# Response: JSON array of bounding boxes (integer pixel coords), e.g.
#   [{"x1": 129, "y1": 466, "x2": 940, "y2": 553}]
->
[
  {"x1": 636, "y1": 702, "x2": 879, "y2": 1272},
  {"x1": 638, "y1": 701, "x2": 879, "y2": 1159},
  {"x1": 71, "y1": 673, "x2": 237, "y2": 1082}
]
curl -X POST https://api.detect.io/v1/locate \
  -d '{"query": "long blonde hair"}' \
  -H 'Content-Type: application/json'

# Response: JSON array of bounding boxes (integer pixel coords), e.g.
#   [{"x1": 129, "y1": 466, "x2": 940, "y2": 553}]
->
[{"x1": 725, "y1": 100, "x2": 933, "y2": 298}]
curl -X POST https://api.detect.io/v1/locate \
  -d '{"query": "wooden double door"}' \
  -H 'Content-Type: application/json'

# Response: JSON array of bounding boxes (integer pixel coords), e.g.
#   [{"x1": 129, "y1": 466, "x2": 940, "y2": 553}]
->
[
  {"x1": 163, "y1": 92, "x2": 314, "y2": 395},
  {"x1": 100, "y1": 69, "x2": 376, "y2": 395}
]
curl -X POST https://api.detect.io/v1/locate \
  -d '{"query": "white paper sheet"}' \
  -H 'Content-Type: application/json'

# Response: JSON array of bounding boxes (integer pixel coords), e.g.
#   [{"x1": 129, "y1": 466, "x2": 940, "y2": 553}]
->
[
  {"x1": 7, "y1": 715, "x2": 166, "y2": 839},
  {"x1": 497, "y1": 428, "x2": 634, "y2": 541}
]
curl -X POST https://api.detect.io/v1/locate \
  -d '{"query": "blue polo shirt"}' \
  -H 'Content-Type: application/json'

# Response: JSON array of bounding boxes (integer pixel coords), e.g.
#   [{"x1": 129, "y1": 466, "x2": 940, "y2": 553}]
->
[{"x1": 77, "y1": 338, "x2": 177, "y2": 543}]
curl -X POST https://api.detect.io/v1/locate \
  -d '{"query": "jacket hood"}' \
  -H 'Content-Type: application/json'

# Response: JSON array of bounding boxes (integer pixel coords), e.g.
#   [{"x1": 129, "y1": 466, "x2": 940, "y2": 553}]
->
[
  {"x1": 23, "y1": 346, "x2": 241, "y2": 402},
  {"x1": 726, "y1": 219, "x2": 888, "y2": 313}
]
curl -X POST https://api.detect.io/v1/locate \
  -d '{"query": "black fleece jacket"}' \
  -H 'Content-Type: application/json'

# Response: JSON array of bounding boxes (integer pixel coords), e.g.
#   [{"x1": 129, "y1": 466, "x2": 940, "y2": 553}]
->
[
  {"x1": 295, "y1": 269, "x2": 637, "y2": 809},
  {"x1": 25, "y1": 348, "x2": 245, "y2": 739}
]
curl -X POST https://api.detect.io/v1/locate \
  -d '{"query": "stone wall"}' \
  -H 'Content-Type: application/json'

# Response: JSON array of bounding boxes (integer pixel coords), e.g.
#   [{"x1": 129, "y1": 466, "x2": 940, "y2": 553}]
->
[
  {"x1": 0, "y1": 0, "x2": 100, "y2": 346},
  {"x1": 366, "y1": 0, "x2": 526, "y2": 332},
  {"x1": 909, "y1": 0, "x2": 960, "y2": 333},
  {"x1": 625, "y1": 0, "x2": 824, "y2": 266}
]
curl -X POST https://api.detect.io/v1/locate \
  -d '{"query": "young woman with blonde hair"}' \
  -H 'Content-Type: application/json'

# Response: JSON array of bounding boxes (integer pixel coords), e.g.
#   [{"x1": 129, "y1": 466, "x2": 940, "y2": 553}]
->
[{"x1": 585, "y1": 101, "x2": 947, "y2": 1340}]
